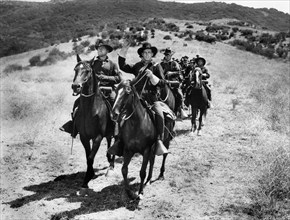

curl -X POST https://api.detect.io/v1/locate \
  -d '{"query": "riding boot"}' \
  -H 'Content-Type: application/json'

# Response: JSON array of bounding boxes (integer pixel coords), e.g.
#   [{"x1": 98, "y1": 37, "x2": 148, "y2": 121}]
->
[
  {"x1": 107, "y1": 123, "x2": 123, "y2": 156},
  {"x1": 155, "y1": 114, "x2": 168, "y2": 156},
  {"x1": 59, "y1": 112, "x2": 78, "y2": 138}
]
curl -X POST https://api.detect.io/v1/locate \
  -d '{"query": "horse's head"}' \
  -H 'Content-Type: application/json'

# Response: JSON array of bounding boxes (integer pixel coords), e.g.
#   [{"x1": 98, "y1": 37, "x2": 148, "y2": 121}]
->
[
  {"x1": 112, "y1": 80, "x2": 135, "y2": 121},
  {"x1": 190, "y1": 67, "x2": 203, "y2": 89},
  {"x1": 72, "y1": 54, "x2": 93, "y2": 96}
]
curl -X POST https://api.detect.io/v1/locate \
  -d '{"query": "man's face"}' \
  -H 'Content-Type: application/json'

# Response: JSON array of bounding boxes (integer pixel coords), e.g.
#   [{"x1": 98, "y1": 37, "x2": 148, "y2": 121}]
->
[
  {"x1": 142, "y1": 49, "x2": 153, "y2": 61},
  {"x1": 164, "y1": 54, "x2": 172, "y2": 62},
  {"x1": 197, "y1": 60, "x2": 203, "y2": 66},
  {"x1": 97, "y1": 46, "x2": 109, "y2": 57}
]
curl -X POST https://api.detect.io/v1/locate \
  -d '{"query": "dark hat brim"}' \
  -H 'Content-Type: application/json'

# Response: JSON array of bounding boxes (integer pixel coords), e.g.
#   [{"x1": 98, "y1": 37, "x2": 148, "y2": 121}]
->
[
  {"x1": 95, "y1": 44, "x2": 113, "y2": 53},
  {"x1": 195, "y1": 57, "x2": 206, "y2": 65},
  {"x1": 137, "y1": 46, "x2": 158, "y2": 57}
]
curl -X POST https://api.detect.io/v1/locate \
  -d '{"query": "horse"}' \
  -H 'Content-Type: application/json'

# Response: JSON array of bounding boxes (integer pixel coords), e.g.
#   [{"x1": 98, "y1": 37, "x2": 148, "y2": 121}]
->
[
  {"x1": 159, "y1": 82, "x2": 176, "y2": 114},
  {"x1": 186, "y1": 67, "x2": 208, "y2": 135},
  {"x1": 112, "y1": 80, "x2": 175, "y2": 199},
  {"x1": 71, "y1": 54, "x2": 115, "y2": 188}
]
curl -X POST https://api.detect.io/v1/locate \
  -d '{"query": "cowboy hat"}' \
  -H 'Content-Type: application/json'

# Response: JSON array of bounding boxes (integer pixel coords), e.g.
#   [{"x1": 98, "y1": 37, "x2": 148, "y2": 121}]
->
[
  {"x1": 95, "y1": 39, "x2": 113, "y2": 53},
  {"x1": 195, "y1": 56, "x2": 206, "y2": 65},
  {"x1": 163, "y1": 47, "x2": 175, "y2": 56},
  {"x1": 137, "y1": 42, "x2": 158, "y2": 57}
]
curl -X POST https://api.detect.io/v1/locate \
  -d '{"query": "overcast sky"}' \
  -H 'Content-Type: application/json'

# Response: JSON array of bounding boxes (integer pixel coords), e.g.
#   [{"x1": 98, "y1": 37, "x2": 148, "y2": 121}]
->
[{"x1": 2, "y1": 0, "x2": 289, "y2": 14}]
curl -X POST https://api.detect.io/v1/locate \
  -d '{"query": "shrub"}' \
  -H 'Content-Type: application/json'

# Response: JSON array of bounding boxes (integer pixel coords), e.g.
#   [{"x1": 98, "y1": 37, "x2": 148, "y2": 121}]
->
[
  {"x1": 29, "y1": 55, "x2": 41, "y2": 66},
  {"x1": 186, "y1": 25, "x2": 193, "y2": 29},
  {"x1": 80, "y1": 40, "x2": 90, "y2": 48},
  {"x1": 232, "y1": 27, "x2": 239, "y2": 33},
  {"x1": 163, "y1": 35, "x2": 172, "y2": 40},
  {"x1": 240, "y1": 29, "x2": 253, "y2": 36},
  {"x1": 3, "y1": 64, "x2": 23, "y2": 74},
  {"x1": 195, "y1": 32, "x2": 216, "y2": 43}
]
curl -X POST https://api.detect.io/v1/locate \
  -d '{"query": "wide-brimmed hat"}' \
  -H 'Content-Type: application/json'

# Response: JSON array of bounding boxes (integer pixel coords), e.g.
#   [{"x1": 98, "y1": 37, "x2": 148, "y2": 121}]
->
[
  {"x1": 95, "y1": 39, "x2": 113, "y2": 53},
  {"x1": 195, "y1": 55, "x2": 206, "y2": 65},
  {"x1": 164, "y1": 47, "x2": 175, "y2": 56},
  {"x1": 137, "y1": 42, "x2": 158, "y2": 57}
]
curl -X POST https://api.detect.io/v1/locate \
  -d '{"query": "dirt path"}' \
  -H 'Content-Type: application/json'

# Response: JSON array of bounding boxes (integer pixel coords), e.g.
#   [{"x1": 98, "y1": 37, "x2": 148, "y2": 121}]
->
[{"x1": 1, "y1": 76, "x2": 259, "y2": 220}]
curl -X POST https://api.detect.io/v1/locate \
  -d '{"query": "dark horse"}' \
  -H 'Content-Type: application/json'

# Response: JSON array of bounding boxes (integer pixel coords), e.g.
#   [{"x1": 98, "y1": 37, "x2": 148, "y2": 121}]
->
[
  {"x1": 112, "y1": 80, "x2": 175, "y2": 199},
  {"x1": 187, "y1": 67, "x2": 208, "y2": 136},
  {"x1": 71, "y1": 55, "x2": 115, "y2": 188},
  {"x1": 159, "y1": 82, "x2": 176, "y2": 114}
]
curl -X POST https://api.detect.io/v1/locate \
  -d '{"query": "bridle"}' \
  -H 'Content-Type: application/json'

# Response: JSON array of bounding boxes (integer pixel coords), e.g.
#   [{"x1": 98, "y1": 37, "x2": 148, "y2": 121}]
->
[{"x1": 73, "y1": 61, "x2": 95, "y2": 97}]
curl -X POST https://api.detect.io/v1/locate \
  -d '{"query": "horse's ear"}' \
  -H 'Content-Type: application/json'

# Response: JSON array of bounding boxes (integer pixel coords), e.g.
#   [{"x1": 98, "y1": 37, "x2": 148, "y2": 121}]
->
[{"x1": 76, "y1": 54, "x2": 82, "y2": 63}]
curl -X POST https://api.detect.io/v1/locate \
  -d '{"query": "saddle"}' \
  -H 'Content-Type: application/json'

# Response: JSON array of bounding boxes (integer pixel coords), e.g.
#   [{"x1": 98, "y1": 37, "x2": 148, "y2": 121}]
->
[{"x1": 140, "y1": 99, "x2": 176, "y2": 123}]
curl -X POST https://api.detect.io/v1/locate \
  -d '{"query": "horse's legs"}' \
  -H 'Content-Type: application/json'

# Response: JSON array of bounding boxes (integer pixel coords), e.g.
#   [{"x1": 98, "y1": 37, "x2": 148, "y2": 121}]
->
[
  {"x1": 191, "y1": 106, "x2": 197, "y2": 132},
  {"x1": 122, "y1": 151, "x2": 136, "y2": 199},
  {"x1": 158, "y1": 153, "x2": 168, "y2": 180},
  {"x1": 138, "y1": 147, "x2": 151, "y2": 196},
  {"x1": 106, "y1": 136, "x2": 115, "y2": 169},
  {"x1": 197, "y1": 108, "x2": 207, "y2": 136},
  {"x1": 80, "y1": 136, "x2": 92, "y2": 188},
  {"x1": 84, "y1": 134, "x2": 102, "y2": 186},
  {"x1": 145, "y1": 146, "x2": 156, "y2": 185}
]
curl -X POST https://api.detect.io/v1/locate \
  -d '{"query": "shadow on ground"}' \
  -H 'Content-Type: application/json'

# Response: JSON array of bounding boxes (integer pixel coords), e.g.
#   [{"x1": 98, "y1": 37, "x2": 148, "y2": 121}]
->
[{"x1": 6, "y1": 168, "x2": 140, "y2": 220}]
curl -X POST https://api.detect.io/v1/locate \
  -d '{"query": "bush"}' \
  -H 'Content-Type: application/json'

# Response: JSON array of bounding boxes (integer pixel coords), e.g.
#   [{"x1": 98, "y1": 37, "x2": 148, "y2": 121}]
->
[
  {"x1": 232, "y1": 27, "x2": 239, "y2": 33},
  {"x1": 195, "y1": 32, "x2": 216, "y2": 43},
  {"x1": 163, "y1": 35, "x2": 172, "y2": 40},
  {"x1": 80, "y1": 40, "x2": 90, "y2": 48},
  {"x1": 240, "y1": 29, "x2": 253, "y2": 36},
  {"x1": 186, "y1": 25, "x2": 193, "y2": 29},
  {"x1": 3, "y1": 64, "x2": 23, "y2": 74},
  {"x1": 29, "y1": 55, "x2": 41, "y2": 66}
]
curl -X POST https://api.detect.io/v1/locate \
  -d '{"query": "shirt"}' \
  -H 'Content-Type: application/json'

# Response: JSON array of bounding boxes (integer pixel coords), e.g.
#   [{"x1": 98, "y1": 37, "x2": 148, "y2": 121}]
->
[
  {"x1": 90, "y1": 56, "x2": 121, "y2": 87},
  {"x1": 118, "y1": 56, "x2": 164, "y2": 104}
]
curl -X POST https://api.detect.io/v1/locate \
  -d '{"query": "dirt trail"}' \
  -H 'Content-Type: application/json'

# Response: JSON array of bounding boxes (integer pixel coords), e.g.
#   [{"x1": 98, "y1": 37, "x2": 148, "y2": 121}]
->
[{"x1": 1, "y1": 74, "x2": 258, "y2": 220}]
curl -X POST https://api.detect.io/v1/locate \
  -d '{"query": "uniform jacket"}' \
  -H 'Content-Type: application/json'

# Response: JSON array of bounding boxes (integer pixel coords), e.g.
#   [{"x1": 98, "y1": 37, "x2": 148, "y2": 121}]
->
[
  {"x1": 160, "y1": 59, "x2": 183, "y2": 82},
  {"x1": 90, "y1": 56, "x2": 121, "y2": 87},
  {"x1": 118, "y1": 56, "x2": 165, "y2": 105}
]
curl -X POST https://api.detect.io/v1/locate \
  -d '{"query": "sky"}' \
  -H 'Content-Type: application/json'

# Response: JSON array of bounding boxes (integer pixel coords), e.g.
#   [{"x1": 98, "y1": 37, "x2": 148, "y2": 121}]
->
[{"x1": 2, "y1": 0, "x2": 289, "y2": 14}]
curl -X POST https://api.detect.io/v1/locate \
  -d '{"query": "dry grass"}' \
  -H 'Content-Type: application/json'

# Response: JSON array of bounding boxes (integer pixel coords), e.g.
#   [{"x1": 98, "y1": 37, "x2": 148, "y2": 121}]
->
[{"x1": 1, "y1": 24, "x2": 289, "y2": 220}]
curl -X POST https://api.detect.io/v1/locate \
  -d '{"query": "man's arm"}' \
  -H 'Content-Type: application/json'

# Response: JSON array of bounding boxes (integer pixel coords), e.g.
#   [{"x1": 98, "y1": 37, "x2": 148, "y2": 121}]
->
[
  {"x1": 98, "y1": 62, "x2": 122, "y2": 84},
  {"x1": 118, "y1": 39, "x2": 135, "y2": 75}
]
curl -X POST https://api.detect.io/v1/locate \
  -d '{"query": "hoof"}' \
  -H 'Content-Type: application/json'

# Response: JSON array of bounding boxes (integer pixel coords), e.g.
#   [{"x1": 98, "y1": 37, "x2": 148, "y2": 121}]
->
[
  {"x1": 126, "y1": 190, "x2": 139, "y2": 200},
  {"x1": 77, "y1": 187, "x2": 88, "y2": 196},
  {"x1": 158, "y1": 175, "x2": 165, "y2": 181},
  {"x1": 138, "y1": 194, "x2": 144, "y2": 200}
]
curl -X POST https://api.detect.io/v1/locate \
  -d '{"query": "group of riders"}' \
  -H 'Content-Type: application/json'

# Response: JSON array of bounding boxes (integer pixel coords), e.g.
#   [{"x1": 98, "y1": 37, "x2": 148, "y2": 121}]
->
[{"x1": 60, "y1": 38, "x2": 212, "y2": 157}]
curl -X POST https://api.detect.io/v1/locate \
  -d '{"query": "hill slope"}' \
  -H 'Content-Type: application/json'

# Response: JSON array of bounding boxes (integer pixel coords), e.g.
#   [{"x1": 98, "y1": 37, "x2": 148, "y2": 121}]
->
[{"x1": 0, "y1": 0, "x2": 289, "y2": 57}]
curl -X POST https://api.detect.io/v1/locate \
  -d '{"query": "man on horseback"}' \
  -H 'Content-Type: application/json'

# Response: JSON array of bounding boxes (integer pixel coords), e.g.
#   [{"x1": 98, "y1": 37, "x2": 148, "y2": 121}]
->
[
  {"x1": 195, "y1": 55, "x2": 212, "y2": 108},
  {"x1": 108, "y1": 40, "x2": 170, "y2": 157},
  {"x1": 60, "y1": 39, "x2": 121, "y2": 137},
  {"x1": 160, "y1": 48, "x2": 188, "y2": 118}
]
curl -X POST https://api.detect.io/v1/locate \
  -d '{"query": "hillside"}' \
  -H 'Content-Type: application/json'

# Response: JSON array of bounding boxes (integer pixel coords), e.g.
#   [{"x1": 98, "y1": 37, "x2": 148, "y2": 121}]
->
[
  {"x1": 1, "y1": 25, "x2": 289, "y2": 219},
  {"x1": 0, "y1": 0, "x2": 289, "y2": 57}
]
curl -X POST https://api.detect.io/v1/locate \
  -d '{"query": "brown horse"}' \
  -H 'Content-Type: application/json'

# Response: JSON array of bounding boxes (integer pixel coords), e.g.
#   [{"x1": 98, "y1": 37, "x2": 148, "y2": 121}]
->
[
  {"x1": 187, "y1": 68, "x2": 208, "y2": 135},
  {"x1": 72, "y1": 55, "x2": 115, "y2": 188},
  {"x1": 112, "y1": 80, "x2": 175, "y2": 199}
]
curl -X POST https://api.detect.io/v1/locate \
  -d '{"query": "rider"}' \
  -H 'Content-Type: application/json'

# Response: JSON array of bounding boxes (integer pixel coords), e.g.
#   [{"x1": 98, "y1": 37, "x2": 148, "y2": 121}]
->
[
  {"x1": 108, "y1": 41, "x2": 169, "y2": 157},
  {"x1": 195, "y1": 55, "x2": 212, "y2": 108},
  {"x1": 183, "y1": 58, "x2": 196, "y2": 107},
  {"x1": 60, "y1": 39, "x2": 122, "y2": 137},
  {"x1": 160, "y1": 47, "x2": 188, "y2": 118}
]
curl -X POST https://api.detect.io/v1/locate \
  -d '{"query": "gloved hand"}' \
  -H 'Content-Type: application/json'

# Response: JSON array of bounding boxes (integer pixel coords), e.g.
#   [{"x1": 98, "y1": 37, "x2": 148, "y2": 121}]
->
[{"x1": 96, "y1": 74, "x2": 106, "y2": 80}]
